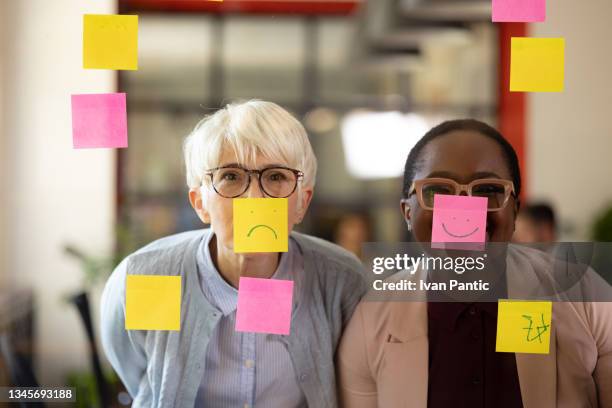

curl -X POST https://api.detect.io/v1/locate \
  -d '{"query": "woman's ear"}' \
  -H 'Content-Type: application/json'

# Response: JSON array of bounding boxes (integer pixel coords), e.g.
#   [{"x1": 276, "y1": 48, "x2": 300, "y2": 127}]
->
[
  {"x1": 295, "y1": 187, "x2": 314, "y2": 224},
  {"x1": 514, "y1": 197, "x2": 521, "y2": 216},
  {"x1": 400, "y1": 199, "x2": 412, "y2": 230},
  {"x1": 512, "y1": 197, "x2": 521, "y2": 232},
  {"x1": 400, "y1": 199, "x2": 411, "y2": 219},
  {"x1": 189, "y1": 187, "x2": 211, "y2": 224}
]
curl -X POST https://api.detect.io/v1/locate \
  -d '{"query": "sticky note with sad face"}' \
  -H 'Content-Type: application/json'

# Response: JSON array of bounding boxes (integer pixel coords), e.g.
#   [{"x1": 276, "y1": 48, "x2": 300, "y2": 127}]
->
[
  {"x1": 431, "y1": 194, "x2": 488, "y2": 250},
  {"x1": 233, "y1": 198, "x2": 288, "y2": 253}
]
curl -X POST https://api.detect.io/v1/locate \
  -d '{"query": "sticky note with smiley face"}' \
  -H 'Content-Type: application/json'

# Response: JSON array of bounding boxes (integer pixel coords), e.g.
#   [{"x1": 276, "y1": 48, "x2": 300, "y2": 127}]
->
[
  {"x1": 431, "y1": 194, "x2": 488, "y2": 250},
  {"x1": 233, "y1": 198, "x2": 289, "y2": 253}
]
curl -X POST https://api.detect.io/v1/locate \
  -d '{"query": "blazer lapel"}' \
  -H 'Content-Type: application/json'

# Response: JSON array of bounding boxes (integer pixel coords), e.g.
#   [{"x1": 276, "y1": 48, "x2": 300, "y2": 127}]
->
[
  {"x1": 507, "y1": 246, "x2": 558, "y2": 408},
  {"x1": 515, "y1": 321, "x2": 557, "y2": 408},
  {"x1": 379, "y1": 301, "x2": 428, "y2": 408}
]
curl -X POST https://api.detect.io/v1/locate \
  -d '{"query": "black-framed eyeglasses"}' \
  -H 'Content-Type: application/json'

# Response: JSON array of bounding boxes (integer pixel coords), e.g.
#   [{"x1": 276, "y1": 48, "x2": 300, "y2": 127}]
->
[{"x1": 204, "y1": 165, "x2": 304, "y2": 198}]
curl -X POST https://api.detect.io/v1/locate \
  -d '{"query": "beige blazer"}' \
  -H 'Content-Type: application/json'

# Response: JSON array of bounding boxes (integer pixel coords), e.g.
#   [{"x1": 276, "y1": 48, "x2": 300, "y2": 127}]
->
[{"x1": 337, "y1": 246, "x2": 612, "y2": 408}]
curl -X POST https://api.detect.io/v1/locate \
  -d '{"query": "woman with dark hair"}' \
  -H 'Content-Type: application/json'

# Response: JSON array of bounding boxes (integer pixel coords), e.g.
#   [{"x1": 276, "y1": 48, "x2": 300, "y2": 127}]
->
[{"x1": 336, "y1": 120, "x2": 612, "y2": 407}]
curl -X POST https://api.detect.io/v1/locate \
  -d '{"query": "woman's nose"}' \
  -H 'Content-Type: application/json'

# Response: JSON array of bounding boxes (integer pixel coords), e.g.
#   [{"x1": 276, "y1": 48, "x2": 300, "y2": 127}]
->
[{"x1": 244, "y1": 175, "x2": 265, "y2": 198}]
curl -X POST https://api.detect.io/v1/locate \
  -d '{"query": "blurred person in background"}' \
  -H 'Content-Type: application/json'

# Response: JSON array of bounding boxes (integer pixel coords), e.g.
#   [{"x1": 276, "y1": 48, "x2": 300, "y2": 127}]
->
[
  {"x1": 333, "y1": 213, "x2": 372, "y2": 260},
  {"x1": 101, "y1": 100, "x2": 366, "y2": 408},
  {"x1": 337, "y1": 119, "x2": 612, "y2": 408},
  {"x1": 513, "y1": 202, "x2": 557, "y2": 246}
]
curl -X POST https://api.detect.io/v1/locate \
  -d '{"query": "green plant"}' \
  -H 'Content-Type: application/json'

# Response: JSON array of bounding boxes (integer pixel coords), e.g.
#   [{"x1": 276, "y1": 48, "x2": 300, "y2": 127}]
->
[
  {"x1": 66, "y1": 369, "x2": 123, "y2": 408},
  {"x1": 63, "y1": 224, "x2": 134, "y2": 289},
  {"x1": 591, "y1": 204, "x2": 612, "y2": 284},
  {"x1": 592, "y1": 204, "x2": 612, "y2": 241},
  {"x1": 66, "y1": 370, "x2": 99, "y2": 408},
  {"x1": 62, "y1": 226, "x2": 135, "y2": 406},
  {"x1": 63, "y1": 245, "x2": 116, "y2": 288}
]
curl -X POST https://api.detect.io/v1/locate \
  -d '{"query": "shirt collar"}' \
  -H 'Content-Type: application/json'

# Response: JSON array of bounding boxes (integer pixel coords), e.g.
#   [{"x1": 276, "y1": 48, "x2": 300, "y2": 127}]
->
[
  {"x1": 424, "y1": 257, "x2": 509, "y2": 331},
  {"x1": 428, "y1": 301, "x2": 499, "y2": 332},
  {"x1": 196, "y1": 229, "x2": 296, "y2": 317},
  {"x1": 197, "y1": 230, "x2": 237, "y2": 316}
]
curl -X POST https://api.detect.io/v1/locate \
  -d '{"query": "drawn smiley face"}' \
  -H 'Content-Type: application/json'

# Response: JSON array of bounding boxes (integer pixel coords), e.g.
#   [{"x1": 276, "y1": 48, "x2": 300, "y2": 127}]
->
[
  {"x1": 233, "y1": 198, "x2": 289, "y2": 253},
  {"x1": 441, "y1": 216, "x2": 480, "y2": 239}
]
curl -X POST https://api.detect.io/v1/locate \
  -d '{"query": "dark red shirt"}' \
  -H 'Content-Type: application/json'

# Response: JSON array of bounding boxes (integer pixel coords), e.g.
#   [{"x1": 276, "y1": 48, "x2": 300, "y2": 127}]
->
[{"x1": 427, "y1": 302, "x2": 524, "y2": 408}]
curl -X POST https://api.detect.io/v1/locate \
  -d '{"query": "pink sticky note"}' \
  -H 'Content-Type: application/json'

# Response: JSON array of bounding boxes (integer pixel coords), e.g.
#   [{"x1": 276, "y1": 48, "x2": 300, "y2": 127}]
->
[
  {"x1": 492, "y1": 0, "x2": 546, "y2": 22},
  {"x1": 71, "y1": 93, "x2": 128, "y2": 149},
  {"x1": 236, "y1": 277, "x2": 294, "y2": 335},
  {"x1": 431, "y1": 194, "x2": 488, "y2": 251}
]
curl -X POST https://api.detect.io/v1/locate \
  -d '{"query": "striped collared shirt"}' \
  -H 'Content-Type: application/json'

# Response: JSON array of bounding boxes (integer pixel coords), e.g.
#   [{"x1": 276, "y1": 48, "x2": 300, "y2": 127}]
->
[{"x1": 194, "y1": 230, "x2": 306, "y2": 408}]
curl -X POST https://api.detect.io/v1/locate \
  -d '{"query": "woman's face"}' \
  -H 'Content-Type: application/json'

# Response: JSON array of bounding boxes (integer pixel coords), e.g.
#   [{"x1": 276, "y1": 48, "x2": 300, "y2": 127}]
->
[
  {"x1": 401, "y1": 130, "x2": 519, "y2": 243},
  {"x1": 189, "y1": 148, "x2": 313, "y2": 256}
]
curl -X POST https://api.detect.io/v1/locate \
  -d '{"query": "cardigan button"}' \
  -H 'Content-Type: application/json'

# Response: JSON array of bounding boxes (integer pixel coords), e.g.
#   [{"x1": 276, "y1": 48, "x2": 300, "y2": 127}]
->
[{"x1": 299, "y1": 373, "x2": 308, "y2": 382}]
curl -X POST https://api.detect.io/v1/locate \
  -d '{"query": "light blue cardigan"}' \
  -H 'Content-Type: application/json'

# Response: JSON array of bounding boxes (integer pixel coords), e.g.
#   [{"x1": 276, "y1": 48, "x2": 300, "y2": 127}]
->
[{"x1": 100, "y1": 229, "x2": 366, "y2": 407}]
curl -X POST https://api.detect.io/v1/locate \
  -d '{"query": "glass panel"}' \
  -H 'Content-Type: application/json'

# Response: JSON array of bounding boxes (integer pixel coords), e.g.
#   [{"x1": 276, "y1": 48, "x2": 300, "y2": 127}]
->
[
  {"x1": 119, "y1": 11, "x2": 499, "y2": 249},
  {"x1": 123, "y1": 16, "x2": 212, "y2": 105},
  {"x1": 223, "y1": 17, "x2": 304, "y2": 104}
]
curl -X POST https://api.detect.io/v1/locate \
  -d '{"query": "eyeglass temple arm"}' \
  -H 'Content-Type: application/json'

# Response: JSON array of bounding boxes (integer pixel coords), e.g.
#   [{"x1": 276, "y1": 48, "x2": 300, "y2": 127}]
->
[{"x1": 406, "y1": 182, "x2": 416, "y2": 196}]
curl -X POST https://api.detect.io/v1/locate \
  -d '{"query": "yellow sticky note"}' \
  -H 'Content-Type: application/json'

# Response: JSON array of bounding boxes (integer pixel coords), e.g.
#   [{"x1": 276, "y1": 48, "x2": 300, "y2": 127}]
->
[
  {"x1": 496, "y1": 300, "x2": 552, "y2": 354},
  {"x1": 83, "y1": 14, "x2": 138, "y2": 70},
  {"x1": 125, "y1": 275, "x2": 181, "y2": 331},
  {"x1": 510, "y1": 37, "x2": 564, "y2": 92},
  {"x1": 233, "y1": 198, "x2": 288, "y2": 253}
]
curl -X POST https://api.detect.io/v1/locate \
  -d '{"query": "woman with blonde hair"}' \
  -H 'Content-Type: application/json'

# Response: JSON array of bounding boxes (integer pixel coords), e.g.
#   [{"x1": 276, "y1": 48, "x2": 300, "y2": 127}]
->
[{"x1": 101, "y1": 100, "x2": 366, "y2": 408}]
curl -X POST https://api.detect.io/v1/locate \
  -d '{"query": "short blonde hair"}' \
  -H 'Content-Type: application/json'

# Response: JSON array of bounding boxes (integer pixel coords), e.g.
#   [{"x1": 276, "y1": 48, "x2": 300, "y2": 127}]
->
[{"x1": 184, "y1": 100, "x2": 317, "y2": 189}]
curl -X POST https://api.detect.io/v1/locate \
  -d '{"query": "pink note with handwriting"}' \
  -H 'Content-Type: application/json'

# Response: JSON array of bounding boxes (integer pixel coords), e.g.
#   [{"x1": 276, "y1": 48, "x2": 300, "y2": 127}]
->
[
  {"x1": 236, "y1": 277, "x2": 294, "y2": 335},
  {"x1": 431, "y1": 194, "x2": 488, "y2": 250},
  {"x1": 492, "y1": 0, "x2": 546, "y2": 22},
  {"x1": 71, "y1": 93, "x2": 128, "y2": 149}
]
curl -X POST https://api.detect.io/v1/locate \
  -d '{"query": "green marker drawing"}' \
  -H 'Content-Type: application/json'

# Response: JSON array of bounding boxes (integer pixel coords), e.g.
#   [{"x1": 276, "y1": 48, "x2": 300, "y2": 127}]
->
[
  {"x1": 247, "y1": 224, "x2": 278, "y2": 239},
  {"x1": 522, "y1": 313, "x2": 549, "y2": 343}
]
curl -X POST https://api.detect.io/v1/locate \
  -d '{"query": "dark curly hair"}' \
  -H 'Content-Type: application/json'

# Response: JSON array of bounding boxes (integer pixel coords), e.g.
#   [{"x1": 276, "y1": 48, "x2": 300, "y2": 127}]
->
[{"x1": 402, "y1": 119, "x2": 522, "y2": 198}]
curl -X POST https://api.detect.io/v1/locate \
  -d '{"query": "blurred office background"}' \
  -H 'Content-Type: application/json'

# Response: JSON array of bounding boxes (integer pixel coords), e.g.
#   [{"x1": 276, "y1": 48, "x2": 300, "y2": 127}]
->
[{"x1": 1, "y1": 0, "x2": 612, "y2": 405}]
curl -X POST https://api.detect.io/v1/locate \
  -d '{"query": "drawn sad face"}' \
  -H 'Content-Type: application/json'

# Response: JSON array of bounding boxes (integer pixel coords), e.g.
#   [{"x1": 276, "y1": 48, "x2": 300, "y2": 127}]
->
[
  {"x1": 431, "y1": 194, "x2": 488, "y2": 249},
  {"x1": 233, "y1": 198, "x2": 289, "y2": 253}
]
